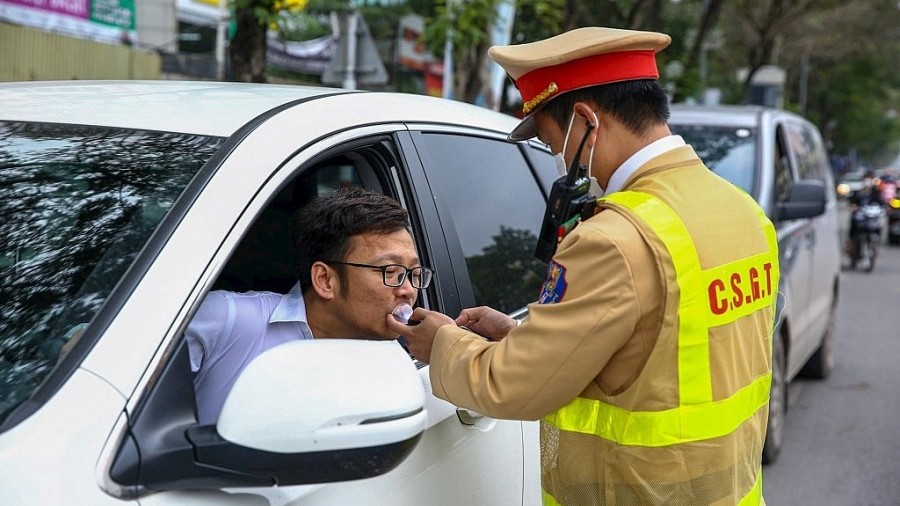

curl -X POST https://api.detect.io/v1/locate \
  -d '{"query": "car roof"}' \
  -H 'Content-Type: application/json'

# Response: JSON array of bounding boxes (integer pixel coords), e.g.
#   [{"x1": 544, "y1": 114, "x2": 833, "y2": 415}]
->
[
  {"x1": 0, "y1": 80, "x2": 521, "y2": 138},
  {"x1": 0, "y1": 80, "x2": 349, "y2": 137},
  {"x1": 668, "y1": 104, "x2": 798, "y2": 129},
  {"x1": 669, "y1": 104, "x2": 765, "y2": 128}
]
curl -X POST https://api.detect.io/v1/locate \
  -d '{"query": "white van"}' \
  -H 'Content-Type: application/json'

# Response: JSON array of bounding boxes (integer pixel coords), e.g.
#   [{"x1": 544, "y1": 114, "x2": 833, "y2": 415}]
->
[{"x1": 670, "y1": 105, "x2": 842, "y2": 464}]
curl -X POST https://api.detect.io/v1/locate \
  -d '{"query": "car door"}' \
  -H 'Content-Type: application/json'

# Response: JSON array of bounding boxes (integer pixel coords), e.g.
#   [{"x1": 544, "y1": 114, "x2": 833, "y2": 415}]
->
[
  {"x1": 92, "y1": 107, "x2": 531, "y2": 505},
  {"x1": 407, "y1": 127, "x2": 557, "y2": 505}
]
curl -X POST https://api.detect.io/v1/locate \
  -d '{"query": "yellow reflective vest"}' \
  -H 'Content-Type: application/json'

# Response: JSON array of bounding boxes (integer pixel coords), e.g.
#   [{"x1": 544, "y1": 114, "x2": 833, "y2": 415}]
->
[{"x1": 541, "y1": 189, "x2": 779, "y2": 506}]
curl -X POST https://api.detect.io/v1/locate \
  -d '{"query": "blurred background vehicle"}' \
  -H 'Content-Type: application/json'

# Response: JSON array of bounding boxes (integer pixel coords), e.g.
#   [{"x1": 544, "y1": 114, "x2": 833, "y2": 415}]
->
[
  {"x1": 886, "y1": 189, "x2": 900, "y2": 244},
  {"x1": 847, "y1": 203, "x2": 885, "y2": 271},
  {"x1": 875, "y1": 171, "x2": 897, "y2": 203},
  {"x1": 836, "y1": 170, "x2": 867, "y2": 199},
  {"x1": 669, "y1": 104, "x2": 840, "y2": 465}
]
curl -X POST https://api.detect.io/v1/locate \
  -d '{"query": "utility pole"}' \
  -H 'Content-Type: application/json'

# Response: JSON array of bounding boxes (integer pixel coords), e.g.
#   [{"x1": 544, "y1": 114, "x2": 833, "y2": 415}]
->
[
  {"x1": 798, "y1": 52, "x2": 809, "y2": 116},
  {"x1": 699, "y1": 0, "x2": 709, "y2": 97},
  {"x1": 442, "y1": 0, "x2": 455, "y2": 99},
  {"x1": 215, "y1": 0, "x2": 228, "y2": 80},
  {"x1": 342, "y1": 11, "x2": 358, "y2": 90}
]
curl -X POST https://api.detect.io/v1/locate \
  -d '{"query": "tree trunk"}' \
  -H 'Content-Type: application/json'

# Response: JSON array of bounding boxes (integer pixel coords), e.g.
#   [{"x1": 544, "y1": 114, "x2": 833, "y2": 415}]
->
[{"x1": 230, "y1": 2, "x2": 268, "y2": 83}]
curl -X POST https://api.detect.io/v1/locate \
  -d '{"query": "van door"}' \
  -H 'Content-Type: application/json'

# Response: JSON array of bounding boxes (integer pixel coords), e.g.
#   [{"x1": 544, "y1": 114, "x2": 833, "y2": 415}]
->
[
  {"x1": 774, "y1": 122, "x2": 818, "y2": 369},
  {"x1": 783, "y1": 122, "x2": 840, "y2": 355}
]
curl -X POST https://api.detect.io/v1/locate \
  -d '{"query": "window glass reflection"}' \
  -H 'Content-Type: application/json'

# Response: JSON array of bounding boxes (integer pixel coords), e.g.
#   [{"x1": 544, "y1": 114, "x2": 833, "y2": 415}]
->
[
  {"x1": 671, "y1": 125, "x2": 758, "y2": 194},
  {"x1": 419, "y1": 134, "x2": 547, "y2": 314},
  {"x1": 0, "y1": 121, "x2": 224, "y2": 424}
]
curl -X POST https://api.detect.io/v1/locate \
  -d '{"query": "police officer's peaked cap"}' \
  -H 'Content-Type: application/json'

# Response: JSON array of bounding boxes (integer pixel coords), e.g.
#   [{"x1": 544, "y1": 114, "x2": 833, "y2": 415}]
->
[{"x1": 489, "y1": 27, "x2": 671, "y2": 141}]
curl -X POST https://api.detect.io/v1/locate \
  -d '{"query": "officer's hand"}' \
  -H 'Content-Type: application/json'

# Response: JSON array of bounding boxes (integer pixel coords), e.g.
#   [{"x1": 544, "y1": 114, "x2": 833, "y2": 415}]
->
[
  {"x1": 386, "y1": 307, "x2": 455, "y2": 364},
  {"x1": 455, "y1": 306, "x2": 516, "y2": 342}
]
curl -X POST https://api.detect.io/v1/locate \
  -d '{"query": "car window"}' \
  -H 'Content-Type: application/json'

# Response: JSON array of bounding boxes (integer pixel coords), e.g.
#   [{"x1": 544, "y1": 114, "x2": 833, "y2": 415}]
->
[
  {"x1": 526, "y1": 145, "x2": 560, "y2": 195},
  {"x1": 669, "y1": 124, "x2": 758, "y2": 195},
  {"x1": 774, "y1": 126, "x2": 793, "y2": 205},
  {"x1": 785, "y1": 122, "x2": 823, "y2": 181},
  {"x1": 785, "y1": 122, "x2": 835, "y2": 198},
  {"x1": 0, "y1": 121, "x2": 224, "y2": 426},
  {"x1": 212, "y1": 143, "x2": 398, "y2": 295},
  {"x1": 417, "y1": 133, "x2": 547, "y2": 314}
]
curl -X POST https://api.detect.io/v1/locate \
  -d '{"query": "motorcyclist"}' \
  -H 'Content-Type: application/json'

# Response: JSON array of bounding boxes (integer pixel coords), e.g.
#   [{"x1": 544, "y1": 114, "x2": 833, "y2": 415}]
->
[{"x1": 847, "y1": 170, "x2": 885, "y2": 252}]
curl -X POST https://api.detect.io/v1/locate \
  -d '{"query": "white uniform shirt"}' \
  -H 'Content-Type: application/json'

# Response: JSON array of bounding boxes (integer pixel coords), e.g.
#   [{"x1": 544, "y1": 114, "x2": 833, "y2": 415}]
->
[
  {"x1": 605, "y1": 135, "x2": 686, "y2": 195},
  {"x1": 186, "y1": 282, "x2": 313, "y2": 425}
]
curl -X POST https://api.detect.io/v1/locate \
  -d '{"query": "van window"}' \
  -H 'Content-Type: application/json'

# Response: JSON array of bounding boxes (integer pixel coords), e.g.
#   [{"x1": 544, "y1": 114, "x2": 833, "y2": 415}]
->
[
  {"x1": 670, "y1": 124, "x2": 758, "y2": 194},
  {"x1": 774, "y1": 127, "x2": 793, "y2": 206},
  {"x1": 785, "y1": 122, "x2": 827, "y2": 182}
]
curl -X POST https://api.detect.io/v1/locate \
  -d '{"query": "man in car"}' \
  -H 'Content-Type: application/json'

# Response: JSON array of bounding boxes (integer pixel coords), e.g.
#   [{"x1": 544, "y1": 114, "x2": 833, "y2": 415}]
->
[
  {"x1": 388, "y1": 27, "x2": 779, "y2": 505},
  {"x1": 186, "y1": 187, "x2": 431, "y2": 425}
]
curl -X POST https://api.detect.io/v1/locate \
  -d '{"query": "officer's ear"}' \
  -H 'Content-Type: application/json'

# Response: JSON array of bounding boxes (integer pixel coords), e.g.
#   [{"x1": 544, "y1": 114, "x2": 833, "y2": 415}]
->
[
  {"x1": 572, "y1": 102, "x2": 596, "y2": 128},
  {"x1": 572, "y1": 102, "x2": 600, "y2": 146}
]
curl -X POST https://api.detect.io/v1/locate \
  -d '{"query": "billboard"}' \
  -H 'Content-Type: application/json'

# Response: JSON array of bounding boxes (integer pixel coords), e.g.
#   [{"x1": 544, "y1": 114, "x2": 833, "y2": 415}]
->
[{"x1": 0, "y1": 0, "x2": 136, "y2": 44}]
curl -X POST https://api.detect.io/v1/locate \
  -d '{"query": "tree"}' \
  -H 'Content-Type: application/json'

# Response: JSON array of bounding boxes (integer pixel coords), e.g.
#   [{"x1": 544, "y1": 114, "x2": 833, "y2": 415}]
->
[
  {"x1": 794, "y1": 1, "x2": 900, "y2": 162},
  {"x1": 231, "y1": 0, "x2": 310, "y2": 82},
  {"x1": 725, "y1": 0, "x2": 833, "y2": 92},
  {"x1": 423, "y1": 0, "x2": 563, "y2": 104},
  {"x1": 465, "y1": 226, "x2": 546, "y2": 313},
  {"x1": 561, "y1": 0, "x2": 665, "y2": 32}
]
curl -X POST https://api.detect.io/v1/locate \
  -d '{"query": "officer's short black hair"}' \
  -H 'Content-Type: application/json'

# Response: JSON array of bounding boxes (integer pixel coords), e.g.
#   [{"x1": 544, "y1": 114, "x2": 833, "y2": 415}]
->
[
  {"x1": 293, "y1": 186, "x2": 411, "y2": 294},
  {"x1": 540, "y1": 79, "x2": 670, "y2": 135}
]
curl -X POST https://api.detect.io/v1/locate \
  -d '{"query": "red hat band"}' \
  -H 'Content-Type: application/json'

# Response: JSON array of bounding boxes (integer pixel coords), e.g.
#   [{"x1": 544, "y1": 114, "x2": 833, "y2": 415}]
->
[{"x1": 517, "y1": 50, "x2": 660, "y2": 115}]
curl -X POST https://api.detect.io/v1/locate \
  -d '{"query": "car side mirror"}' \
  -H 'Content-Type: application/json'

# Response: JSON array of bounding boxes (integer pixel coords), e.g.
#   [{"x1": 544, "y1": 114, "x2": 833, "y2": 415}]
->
[
  {"x1": 109, "y1": 339, "x2": 426, "y2": 497},
  {"x1": 778, "y1": 179, "x2": 827, "y2": 221}
]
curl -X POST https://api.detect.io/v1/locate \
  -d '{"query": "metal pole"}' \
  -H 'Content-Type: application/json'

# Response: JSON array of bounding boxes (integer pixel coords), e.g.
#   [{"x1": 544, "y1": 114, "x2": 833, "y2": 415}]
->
[
  {"x1": 699, "y1": 0, "x2": 709, "y2": 100},
  {"x1": 799, "y1": 52, "x2": 809, "y2": 116},
  {"x1": 442, "y1": 0, "x2": 454, "y2": 99},
  {"x1": 343, "y1": 12, "x2": 358, "y2": 90},
  {"x1": 215, "y1": 0, "x2": 227, "y2": 81}
]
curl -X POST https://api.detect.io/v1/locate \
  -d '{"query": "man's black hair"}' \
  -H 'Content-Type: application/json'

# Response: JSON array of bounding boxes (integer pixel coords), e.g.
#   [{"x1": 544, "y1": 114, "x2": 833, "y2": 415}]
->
[
  {"x1": 293, "y1": 186, "x2": 411, "y2": 294},
  {"x1": 540, "y1": 79, "x2": 670, "y2": 135}
]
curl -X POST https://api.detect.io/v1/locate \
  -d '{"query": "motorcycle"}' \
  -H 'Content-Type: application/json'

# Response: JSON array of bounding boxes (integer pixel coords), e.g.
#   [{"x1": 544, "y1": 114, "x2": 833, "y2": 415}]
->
[{"x1": 848, "y1": 203, "x2": 885, "y2": 272}]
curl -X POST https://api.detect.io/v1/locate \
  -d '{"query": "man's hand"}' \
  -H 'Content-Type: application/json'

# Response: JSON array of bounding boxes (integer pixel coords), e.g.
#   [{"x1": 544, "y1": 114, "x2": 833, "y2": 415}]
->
[
  {"x1": 455, "y1": 306, "x2": 516, "y2": 342},
  {"x1": 386, "y1": 308, "x2": 455, "y2": 363}
]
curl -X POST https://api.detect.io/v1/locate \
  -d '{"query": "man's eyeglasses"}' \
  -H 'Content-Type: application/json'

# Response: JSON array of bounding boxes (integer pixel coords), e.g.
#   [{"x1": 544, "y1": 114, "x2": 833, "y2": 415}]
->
[{"x1": 325, "y1": 261, "x2": 433, "y2": 289}]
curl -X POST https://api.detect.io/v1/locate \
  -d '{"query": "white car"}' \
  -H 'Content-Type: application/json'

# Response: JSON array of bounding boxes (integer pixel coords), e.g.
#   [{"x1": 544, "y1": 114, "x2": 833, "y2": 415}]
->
[
  {"x1": 0, "y1": 81, "x2": 560, "y2": 505},
  {"x1": 669, "y1": 105, "x2": 842, "y2": 464}
]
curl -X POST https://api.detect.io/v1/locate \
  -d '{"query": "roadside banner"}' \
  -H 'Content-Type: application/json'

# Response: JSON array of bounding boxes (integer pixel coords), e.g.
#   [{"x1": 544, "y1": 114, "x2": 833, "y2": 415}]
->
[{"x1": 0, "y1": 0, "x2": 136, "y2": 44}]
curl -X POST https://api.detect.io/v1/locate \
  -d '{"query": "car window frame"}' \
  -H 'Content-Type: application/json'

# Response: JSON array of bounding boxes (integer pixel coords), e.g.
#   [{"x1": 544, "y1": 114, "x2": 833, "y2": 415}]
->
[
  {"x1": 98, "y1": 124, "x2": 452, "y2": 496},
  {"x1": 405, "y1": 127, "x2": 549, "y2": 315}
]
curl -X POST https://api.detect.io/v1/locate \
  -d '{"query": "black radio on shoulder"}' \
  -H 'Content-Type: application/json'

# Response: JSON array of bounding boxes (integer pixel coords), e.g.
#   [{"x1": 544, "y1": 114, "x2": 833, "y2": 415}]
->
[{"x1": 534, "y1": 123, "x2": 598, "y2": 263}]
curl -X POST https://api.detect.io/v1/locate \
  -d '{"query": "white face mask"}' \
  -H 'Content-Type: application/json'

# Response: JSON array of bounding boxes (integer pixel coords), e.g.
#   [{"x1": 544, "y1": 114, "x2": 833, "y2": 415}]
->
[
  {"x1": 552, "y1": 112, "x2": 577, "y2": 177},
  {"x1": 552, "y1": 111, "x2": 603, "y2": 197}
]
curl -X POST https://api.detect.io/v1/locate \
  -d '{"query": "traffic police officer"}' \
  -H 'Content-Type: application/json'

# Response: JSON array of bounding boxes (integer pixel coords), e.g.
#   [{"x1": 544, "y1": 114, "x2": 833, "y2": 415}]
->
[{"x1": 387, "y1": 26, "x2": 779, "y2": 506}]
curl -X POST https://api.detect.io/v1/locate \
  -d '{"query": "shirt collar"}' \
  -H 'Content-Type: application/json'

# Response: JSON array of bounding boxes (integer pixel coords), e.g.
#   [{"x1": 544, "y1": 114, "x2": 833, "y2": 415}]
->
[
  {"x1": 269, "y1": 281, "x2": 308, "y2": 324},
  {"x1": 605, "y1": 135, "x2": 686, "y2": 195}
]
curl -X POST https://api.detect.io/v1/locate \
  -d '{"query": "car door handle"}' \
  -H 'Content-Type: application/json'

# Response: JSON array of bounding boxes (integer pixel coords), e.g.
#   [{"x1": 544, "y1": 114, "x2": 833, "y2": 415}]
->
[{"x1": 456, "y1": 408, "x2": 498, "y2": 432}]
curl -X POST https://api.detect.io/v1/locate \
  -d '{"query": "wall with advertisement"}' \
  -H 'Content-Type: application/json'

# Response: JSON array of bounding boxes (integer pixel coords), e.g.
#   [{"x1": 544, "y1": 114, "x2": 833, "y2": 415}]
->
[{"x1": 0, "y1": 0, "x2": 135, "y2": 44}]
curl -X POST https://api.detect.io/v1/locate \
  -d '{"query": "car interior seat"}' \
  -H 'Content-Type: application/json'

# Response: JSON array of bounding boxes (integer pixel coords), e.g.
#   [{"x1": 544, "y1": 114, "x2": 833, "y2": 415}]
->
[{"x1": 212, "y1": 151, "x2": 385, "y2": 295}]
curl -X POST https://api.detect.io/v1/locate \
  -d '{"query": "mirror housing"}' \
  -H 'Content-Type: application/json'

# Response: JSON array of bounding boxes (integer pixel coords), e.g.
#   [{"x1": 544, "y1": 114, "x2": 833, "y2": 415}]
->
[
  {"x1": 778, "y1": 179, "x2": 827, "y2": 221},
  {"x1": 110, "y1": 339, "x2": 426, "y2": 496}
]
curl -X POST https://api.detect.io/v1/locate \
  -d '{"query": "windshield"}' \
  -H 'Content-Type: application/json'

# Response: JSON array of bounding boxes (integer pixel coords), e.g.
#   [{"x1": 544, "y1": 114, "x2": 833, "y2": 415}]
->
[
  {"x1": 0, "y1": 121, "x2": 224, "y2": 423},
  {"x1": 670, "y1": 124, "x2": 758, "y2": 194}
]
